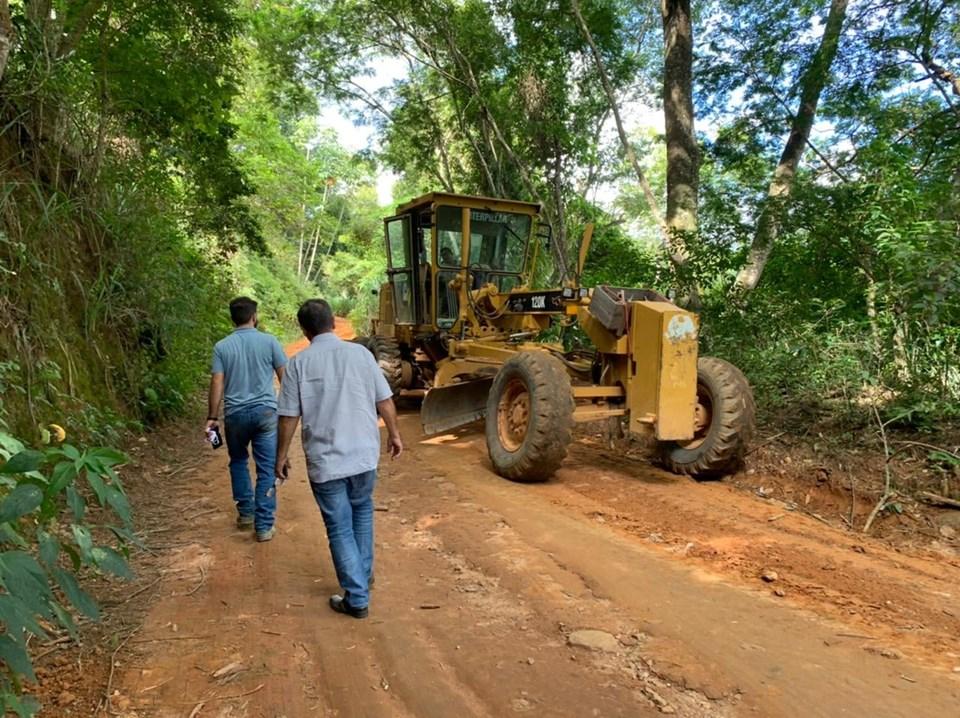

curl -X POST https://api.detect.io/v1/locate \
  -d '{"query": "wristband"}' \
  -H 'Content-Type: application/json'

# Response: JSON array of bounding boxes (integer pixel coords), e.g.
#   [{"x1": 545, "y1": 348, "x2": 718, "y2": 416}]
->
[{"x1": 207, "y1": 416, "x2": 219, "y2": 421}]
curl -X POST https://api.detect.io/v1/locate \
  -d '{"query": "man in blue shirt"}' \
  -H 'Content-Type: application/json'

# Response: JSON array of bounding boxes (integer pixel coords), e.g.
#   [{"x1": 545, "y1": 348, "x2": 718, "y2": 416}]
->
[
  {"x1": 206, "y1": 297, "x2": 287, "y2": 541},
  {"x1": 275, "y1": 299, "x2": 402, "y2": 619}
]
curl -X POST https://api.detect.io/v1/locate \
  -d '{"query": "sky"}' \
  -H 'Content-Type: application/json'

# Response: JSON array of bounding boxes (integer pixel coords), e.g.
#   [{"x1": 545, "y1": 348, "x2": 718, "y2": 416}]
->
[{"x1": 315, "y1": 58, "x2": 407, "y2": 206}]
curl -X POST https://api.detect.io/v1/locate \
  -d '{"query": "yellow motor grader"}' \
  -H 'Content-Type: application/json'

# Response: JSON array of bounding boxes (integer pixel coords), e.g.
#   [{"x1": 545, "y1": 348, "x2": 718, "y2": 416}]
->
[{"x1": 354, "y1": 192, "x2": 754, "y2": 481}]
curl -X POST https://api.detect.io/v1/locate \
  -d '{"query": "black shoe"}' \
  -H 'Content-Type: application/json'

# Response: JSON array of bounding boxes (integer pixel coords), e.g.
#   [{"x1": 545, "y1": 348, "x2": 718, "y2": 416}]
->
[{"x1": 329, "y1": 594, "x2": 368, "y2": 619}]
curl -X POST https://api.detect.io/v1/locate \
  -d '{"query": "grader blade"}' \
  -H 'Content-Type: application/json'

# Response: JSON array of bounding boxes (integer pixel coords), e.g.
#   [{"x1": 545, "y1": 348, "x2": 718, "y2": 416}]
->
[{"x1": 421, "y1": 378, "x2": 494, "y2": 435}]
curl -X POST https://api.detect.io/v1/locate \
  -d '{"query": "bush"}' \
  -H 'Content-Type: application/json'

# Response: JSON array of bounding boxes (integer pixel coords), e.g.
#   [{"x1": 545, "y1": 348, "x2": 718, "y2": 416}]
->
[{"x1": 0, "y1": 432, "x2": 133, "y2": 717}]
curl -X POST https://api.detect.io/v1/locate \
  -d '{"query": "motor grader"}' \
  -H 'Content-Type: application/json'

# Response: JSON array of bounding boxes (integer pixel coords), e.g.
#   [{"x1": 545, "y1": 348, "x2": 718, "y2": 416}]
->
[{"x1": 353, "y1": 192, "x2": 754, "y2": 482}]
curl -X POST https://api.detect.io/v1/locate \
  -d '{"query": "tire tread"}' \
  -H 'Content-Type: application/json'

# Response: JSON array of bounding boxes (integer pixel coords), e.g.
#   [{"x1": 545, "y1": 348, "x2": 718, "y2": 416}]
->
[
  {"x1": 485, "y1": 352, "x2": 574, "y2": 482},
  {"x1": 660, "y1": 357, "x2": 756, "y2": 478}
]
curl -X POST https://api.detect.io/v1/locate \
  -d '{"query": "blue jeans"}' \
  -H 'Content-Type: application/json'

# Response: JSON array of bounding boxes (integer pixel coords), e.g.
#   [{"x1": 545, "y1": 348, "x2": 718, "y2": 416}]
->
[
  {"x1": 224, "y1": 405, "x2": 278, "y2": 532},
  {"x1": 310, "y1": 470, "x2": 376, "y2": 609}
]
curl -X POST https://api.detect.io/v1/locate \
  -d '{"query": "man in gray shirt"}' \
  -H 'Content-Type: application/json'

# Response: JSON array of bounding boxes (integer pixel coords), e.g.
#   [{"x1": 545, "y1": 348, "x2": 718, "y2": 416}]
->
[
  {"x1": 275, "y1": 299, "x2": 402, "y2": 619},
  {"x1": 206, "y1": 297, "x2": 287, "y2": 541}
]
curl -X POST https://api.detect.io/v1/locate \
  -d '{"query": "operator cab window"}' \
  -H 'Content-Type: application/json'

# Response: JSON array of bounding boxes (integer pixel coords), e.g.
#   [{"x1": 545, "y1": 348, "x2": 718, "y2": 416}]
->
[
  {"x1": 385, "y1": 216, "x2": 415, "y2": 324},
  {"x1": 468, "y1": 210, "x2": 530, "y2": 289},
  {"x1": 436, "y1": 206, "x2": 462, "y2": 328},
  {"x1": 416, "y1": 211, "x2": 433, "y2": 324}
]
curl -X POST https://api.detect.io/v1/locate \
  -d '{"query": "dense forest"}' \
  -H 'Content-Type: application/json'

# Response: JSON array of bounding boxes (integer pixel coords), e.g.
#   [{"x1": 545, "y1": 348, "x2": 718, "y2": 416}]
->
[{"x1": 0, "y1": 0, "x2": 957, "y2": 711}]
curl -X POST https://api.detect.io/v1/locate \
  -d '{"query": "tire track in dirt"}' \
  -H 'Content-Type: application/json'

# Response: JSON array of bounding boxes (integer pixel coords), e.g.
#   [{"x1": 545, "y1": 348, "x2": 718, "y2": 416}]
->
[
  {"x1": 548, "y1": 440, "x2": 960, "y2": 670},
  {"x1": 409, "y1": 422, "x2": 960, "y2": 717}
]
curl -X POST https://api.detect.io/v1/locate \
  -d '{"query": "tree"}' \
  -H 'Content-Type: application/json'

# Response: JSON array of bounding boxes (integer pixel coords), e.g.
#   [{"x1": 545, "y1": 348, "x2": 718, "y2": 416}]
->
[
  {"x1": 571, "y1": 0, "x2": 669, "y2": 256},
  {"x1": 661, "y1": 0, "x2": 698, "y2": 244},
  {"x1": 733, "y1": 0, "x2": 850, "y2": 293},
  {"x1": 276, "y1": 0, "x2": 649, "y2": 280}
]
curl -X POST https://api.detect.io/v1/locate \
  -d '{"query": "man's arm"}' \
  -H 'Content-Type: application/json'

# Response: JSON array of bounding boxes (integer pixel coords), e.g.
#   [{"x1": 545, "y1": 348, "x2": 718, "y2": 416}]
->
[
  {"x1": 275, "y1": 355, "x2": 300, "y2": 480},
  {"x1": 272, "y1": 338, "x2": 288, "y2": 384},
  {"x1": 376, "y1": 398, "x2": 403, "y2": 459},
  {"x1": 275, "y1": 415, "x2": 299, "y2": 480},
  {"x1": 206, "y1": 373, "x2": 224, "y2": 432}
]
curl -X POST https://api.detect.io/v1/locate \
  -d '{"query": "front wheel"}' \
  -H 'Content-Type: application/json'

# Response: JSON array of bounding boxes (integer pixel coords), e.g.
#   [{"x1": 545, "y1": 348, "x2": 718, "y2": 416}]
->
[
  {"x1": 485, "y1": 352, "x2": 574, "y2": 482},
  {"x1": 658, "y1": 357, "x2": 755, "y2": 479}
]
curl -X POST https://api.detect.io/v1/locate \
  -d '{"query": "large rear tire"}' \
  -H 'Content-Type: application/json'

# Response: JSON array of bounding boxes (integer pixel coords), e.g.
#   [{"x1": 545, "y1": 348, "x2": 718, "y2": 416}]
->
[
  {"x1": 658, "y1": 357, "x2": 755, "y2": 479},
  {"x1": 350, "y1": 336, "x2": 372, "y2": 351},
  {"x1": 485, "y1": 352, "x2": 574, "y2": 482},
  {"x1": 356, "y1": 335, "x2": 403, "y2": 398}
]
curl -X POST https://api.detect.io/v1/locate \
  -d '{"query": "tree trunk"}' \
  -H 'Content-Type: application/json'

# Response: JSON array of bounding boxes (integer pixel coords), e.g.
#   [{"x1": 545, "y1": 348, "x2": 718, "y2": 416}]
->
[
  {"x1": 58, "y1": 0, "x2": 106, "y2": 58},
  {"x1": 451, "y1": 92, "x2": 497, "y2": 195},
  {"x1": 304, "y1": 222, "x2": 323, "y2": 284},
  {"x1": 918, "y1": 52, "x2": 960, "y2": 121},
  {"x1": 733, "y1": 0, "x2": 849, "y2": 294},
  {"x1": 419, "y1": 81, "x2": 455, "y2": 192},
  {"x1": 552, "y1": 147, "x2": 567, "y2": 270},
  {"x1": 304, "y1": 182, "x2": 329, "y2": 282},
  {"x1": 297, "y1": 146, "x2": 313, "y2": 280},
  {"x1": 0, "y1": 0, "x2": 14, "y2": 83},
  {"x1": 571, "y1": 0, "x2": 683, "y2": 267},
  {"x1": 864, "y1": 271, "x2": 881, "y2": 360},
  {"x1": 478, "y1": 117, "x2": 504, "y2": 194},
  {"x1": 435, "y1": 134, "x2": 455, "y2": 192},
  {"x1": 297, "y1": 208, "x2": 306, "y2": 280},
  {"x1": 892, "y1": 310, "x2": 910, "y2": 383},
  {"x1": 661, "y1": 0, "x2": 698, "y2": 240},
  {"x1": 324, "y1": 201, "x2": 348, "y2": 258}
]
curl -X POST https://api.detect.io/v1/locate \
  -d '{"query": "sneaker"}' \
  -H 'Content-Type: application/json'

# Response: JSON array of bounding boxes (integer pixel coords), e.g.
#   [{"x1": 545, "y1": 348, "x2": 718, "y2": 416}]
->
[
  {"x1": 256, "y1": 526, "x2": 276, "y2": 542},
  {"x1": 237, "y1": 514, "x2": 254, "y2": 528},
  {"x1": 329, "y1": 594, "x2": 368, "y2": 619}
]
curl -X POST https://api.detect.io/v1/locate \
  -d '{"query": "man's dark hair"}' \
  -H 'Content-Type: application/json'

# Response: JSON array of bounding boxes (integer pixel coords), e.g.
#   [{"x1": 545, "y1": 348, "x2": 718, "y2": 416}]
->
[
  {"x1": 297, "y1": 299, "x2": 335, "y2": 337},
  {"x1": 229, "y1": 296, "x2": 258, "y2": 326}
]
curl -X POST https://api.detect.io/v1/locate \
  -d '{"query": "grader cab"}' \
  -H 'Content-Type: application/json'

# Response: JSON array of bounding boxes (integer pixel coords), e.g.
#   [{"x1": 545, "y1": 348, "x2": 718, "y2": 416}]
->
[{"x1": 355, "y1": 192, "x2": 754, "y2": 481}]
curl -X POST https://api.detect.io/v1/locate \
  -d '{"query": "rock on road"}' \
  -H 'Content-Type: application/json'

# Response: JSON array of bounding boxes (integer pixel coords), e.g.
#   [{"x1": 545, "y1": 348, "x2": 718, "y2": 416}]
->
[{"x1": 110, "y1": 333, "x2": 960, "y2": 718}]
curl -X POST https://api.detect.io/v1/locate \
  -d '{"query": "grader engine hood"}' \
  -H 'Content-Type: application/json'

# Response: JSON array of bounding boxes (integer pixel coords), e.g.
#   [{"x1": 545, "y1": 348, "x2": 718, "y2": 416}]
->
[{"x1": 579, "y1": 286, "x2": 700, "y2": 441}]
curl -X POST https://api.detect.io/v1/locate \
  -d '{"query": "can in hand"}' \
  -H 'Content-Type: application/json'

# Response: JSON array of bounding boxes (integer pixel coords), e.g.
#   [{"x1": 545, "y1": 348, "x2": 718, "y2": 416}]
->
[{"x1": 206, "y1": 425, "x2": 223, "y2": 449}]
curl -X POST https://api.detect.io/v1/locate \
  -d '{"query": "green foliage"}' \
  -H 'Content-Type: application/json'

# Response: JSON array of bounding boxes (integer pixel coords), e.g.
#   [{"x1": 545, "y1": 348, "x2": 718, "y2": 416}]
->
[
  {"x1": 320, "y1": 241, "x2": 387, "y2": 331},
  {"x1": 0, "y1": 0, "x2": 260, "y2": 439},
  {"x1": 0, "y1": 0, "x2": 330, "y2": 440},
  {"x1": 280, "y1": 0, "x2": 653, "y2": 275},
  {"x1": 230, "y1": 250, "x2": 312, "y2": 342},
  {"x1": 0, "y1": 433, "x2": 133, "y2": 716}
]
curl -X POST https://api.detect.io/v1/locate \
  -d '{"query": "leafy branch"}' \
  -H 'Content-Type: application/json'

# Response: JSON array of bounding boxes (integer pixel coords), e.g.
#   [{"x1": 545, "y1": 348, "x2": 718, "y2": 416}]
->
[{"x1": 0, "y1": 431, "x2": 134, "y2": 717}]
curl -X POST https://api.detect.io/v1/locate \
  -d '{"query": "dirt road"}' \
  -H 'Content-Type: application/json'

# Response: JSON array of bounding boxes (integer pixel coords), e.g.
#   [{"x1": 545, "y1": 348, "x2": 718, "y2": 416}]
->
[{"x1": 106, "y1": 337, "x2": 960, "y2": 717}]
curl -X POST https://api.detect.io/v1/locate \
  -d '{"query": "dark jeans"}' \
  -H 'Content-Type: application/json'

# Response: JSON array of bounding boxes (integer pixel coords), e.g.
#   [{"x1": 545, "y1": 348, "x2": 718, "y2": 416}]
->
[
  {"x1": 224, "y1": 404, "x2": 278, "y2": 532},
  {"x1": 310, "y1": 470, "x2": 376, "y2": 609}
]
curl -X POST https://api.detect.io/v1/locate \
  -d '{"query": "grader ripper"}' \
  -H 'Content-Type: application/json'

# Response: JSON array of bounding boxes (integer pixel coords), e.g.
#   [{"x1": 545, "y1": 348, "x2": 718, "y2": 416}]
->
[{"x1": 354, "y1": 192, "x2": 755, "y2": 482}]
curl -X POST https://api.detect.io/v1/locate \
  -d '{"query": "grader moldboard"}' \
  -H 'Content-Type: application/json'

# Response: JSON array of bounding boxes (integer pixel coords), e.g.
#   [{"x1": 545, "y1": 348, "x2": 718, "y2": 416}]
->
[{"x1": 354, "y1": 192, "x2": 755, "y2": 482}]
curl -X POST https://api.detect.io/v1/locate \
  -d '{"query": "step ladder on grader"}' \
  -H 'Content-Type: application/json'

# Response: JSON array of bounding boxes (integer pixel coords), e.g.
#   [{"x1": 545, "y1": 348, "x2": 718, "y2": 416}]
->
[{"x1": 353, "y1": 192, "x2": 755, "y2": 482}]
